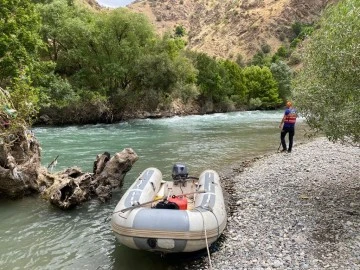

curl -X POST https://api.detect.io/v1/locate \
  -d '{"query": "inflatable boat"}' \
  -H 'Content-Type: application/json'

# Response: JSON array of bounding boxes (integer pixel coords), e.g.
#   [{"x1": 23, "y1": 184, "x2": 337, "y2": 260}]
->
[{"x1": 111, "y1": 164, "x2": 227, "y2": 253}]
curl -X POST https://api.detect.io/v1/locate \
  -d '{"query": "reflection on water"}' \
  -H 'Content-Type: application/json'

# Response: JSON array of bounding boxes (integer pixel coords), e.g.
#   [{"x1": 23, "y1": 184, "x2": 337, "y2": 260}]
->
[{"x1": 0, "y1": 111, "x2": 309, "y2": 269}]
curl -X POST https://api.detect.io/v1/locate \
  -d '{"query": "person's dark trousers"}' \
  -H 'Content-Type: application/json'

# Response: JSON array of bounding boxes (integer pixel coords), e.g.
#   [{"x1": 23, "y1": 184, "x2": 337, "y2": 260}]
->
[{"x1": 281, "y1": 126, "x2": 295, "y2": 152}]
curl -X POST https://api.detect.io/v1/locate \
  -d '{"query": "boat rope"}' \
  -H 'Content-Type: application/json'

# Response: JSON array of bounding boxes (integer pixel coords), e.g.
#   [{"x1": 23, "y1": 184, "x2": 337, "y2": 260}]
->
[
  {"x1": 209, "y1": 208, "x2": 220, "y2": 239},
  {"x1": 198, "y1": 204, "x2": 221, "y2": 239},
  {"x1": 195, "y1": 208, "x2": 213, "y2": 270}
]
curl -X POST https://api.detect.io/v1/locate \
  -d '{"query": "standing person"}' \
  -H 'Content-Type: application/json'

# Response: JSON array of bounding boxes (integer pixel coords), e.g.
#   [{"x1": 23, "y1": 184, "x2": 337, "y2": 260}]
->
[{"x1": 279, "y1": 101, "x2": 297, "y2": 153}]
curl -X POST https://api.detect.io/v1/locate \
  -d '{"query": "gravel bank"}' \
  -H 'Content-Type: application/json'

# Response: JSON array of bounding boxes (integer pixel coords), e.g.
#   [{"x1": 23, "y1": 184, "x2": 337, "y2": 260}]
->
[{"x1": 210, "y1": 137, "x2": 360, "y2": 270}]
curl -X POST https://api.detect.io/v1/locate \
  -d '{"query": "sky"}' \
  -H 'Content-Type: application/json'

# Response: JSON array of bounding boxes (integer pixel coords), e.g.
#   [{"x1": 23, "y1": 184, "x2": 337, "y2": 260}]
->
[{"x1": 96, "y1": 0, "x2": 135, "y2": 8}]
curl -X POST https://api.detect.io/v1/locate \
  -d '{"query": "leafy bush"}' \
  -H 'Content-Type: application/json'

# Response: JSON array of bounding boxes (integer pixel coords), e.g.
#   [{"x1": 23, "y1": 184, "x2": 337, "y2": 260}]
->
[
  {"x1": 270, "y1": 61, "x2": 292, "y2": 103},
  {"x1": 288, "y1": 52, "x2": 301, "y2": 66},
  {"x1": 293, "y1": 0, "x2": 360, "y2": 143},
  {"x1": 172, "y1": 83, "x2": 200, "y2": 103},
  {"x1": 249, "y1": 98, "x2": 262, "y2": 109},
  {"x1": 174, "y1": 25, "x2": 186, "y2": 37},
  {"x1": 243, "y1": 65, "x2": 282, "y2": 108},
  {"x1": 261, "y1": 43, "x2": 271, "y2": 54},
  {"x1": 276, "y1": 46, "x2": 289, "y2": 58},
  {"x1": 290, "y1": 38, "x2": 301, "y2": 48},
  {"x1": 216, "y1": 97, "x2": 235, "y2": 112}
]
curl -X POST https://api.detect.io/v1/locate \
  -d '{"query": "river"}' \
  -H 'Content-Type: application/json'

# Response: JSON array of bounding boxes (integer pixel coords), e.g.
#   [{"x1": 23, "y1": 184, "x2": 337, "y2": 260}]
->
[{"x1": 0, "y1": 111, "x2": 309, "y2": 270}]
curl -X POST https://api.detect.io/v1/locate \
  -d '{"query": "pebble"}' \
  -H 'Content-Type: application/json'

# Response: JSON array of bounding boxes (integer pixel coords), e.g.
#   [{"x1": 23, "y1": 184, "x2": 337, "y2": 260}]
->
[{"x1": 206, "y1": 138, "x2": 360, "y2": 270}]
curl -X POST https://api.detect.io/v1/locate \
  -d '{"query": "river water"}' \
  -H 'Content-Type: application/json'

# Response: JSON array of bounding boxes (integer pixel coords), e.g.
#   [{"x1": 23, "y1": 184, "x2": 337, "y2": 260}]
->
[{"x1": 0, "y1": 111, "x2": 309, "y2": 270}]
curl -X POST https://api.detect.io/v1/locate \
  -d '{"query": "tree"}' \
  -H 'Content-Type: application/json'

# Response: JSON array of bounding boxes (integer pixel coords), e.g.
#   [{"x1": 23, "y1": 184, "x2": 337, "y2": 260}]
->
[
  {"x1": 194, "y1": 53, "x2": 223, "y2": 103},
  {"x1": 174, "y1": 25, "x2": 186, "y2": 37},
  {"x1": 219, "y1": 60, "x2": 247, "y2": 106},
  {"x1": 39, "y1": 3, "x2": 155, "y2": 93},
  {"x1": 0, "y1": 0, "x2": 42, "y2": 84},
  {"x1": 243, "y1": 66, "x2": 281, "y2": 109},
  {"x1": 293, "y1": 0, "x2": 360, "y2": 143},
  {"x1": 116, "y1": 34, "x2": 197, "y2": 111},
  {"x1": 0, "y1": 0, "x2": 44, "y2": 126},
  {"x1": 270, "y1": 61, "x2": 292, "y2": 103},
  {"x1": 250, "y1": 51, "x2": 267, "y2": 67},
  {"x1": 38, "y1": 0, "x2": 73, "y2": 62}
]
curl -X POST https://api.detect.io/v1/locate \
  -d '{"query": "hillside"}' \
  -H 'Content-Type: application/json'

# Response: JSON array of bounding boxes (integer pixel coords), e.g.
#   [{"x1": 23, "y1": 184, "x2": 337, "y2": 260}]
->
[{"x1": 127, "y1": 0, "x2": 337, "y2": 60}]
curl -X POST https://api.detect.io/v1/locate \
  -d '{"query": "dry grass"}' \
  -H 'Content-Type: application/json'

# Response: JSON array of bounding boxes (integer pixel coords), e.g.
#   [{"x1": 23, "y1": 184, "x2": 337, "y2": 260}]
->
[{"x1": 128, "y1": 0, "x2": 337, "y2": 60}]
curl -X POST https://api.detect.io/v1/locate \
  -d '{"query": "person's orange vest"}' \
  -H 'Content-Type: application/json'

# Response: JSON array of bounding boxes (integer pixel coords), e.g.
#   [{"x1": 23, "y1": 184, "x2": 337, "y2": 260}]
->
[{"x1": 284, "y1": 109, "x2": 297, "y2": 124}]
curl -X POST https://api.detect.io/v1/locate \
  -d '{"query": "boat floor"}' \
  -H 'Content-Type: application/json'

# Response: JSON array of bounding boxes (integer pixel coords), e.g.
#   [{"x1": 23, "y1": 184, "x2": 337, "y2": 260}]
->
[{"x1": 151, "y1": 179, "x2": 199, "y2": 210}]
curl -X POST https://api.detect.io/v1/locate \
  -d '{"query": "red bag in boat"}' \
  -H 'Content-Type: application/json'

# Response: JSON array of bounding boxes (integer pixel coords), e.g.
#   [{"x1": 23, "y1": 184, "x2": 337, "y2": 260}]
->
[{"x1": 168, "y1": 195, "x2": 188, "y2": 210}]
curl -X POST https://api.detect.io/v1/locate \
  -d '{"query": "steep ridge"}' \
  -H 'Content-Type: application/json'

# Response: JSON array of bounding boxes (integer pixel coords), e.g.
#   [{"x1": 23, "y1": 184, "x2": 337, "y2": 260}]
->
[{"x1": 128, "y1": 0, "x2": 337, "y2": 60}]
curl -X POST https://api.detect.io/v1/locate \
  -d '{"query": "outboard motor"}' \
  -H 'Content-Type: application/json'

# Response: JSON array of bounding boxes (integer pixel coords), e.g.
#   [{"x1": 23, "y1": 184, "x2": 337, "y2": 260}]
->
[{"x1": 172, "y1": 163, "x2": 188, "y2": 180}]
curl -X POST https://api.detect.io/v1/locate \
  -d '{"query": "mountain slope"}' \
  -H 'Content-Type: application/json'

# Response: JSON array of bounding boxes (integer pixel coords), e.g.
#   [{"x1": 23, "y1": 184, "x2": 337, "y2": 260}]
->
[{"x1": 128, "y1": 0, "x2": 337, "y2": 60}]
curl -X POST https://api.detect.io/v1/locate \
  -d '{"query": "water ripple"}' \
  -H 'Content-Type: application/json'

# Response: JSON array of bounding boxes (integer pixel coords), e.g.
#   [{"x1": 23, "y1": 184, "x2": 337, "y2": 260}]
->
[{"x1": 0, "y1": 111, "x2": 311, "y2": 269}]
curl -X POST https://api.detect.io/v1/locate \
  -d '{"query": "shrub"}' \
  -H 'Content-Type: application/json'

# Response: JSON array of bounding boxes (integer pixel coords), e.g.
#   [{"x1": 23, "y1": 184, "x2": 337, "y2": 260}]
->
[
  {"x1": 249, "y1": 98, "x2": 262, "y2": 109},
  {"x1": 261, "y1": 43, "x2": 271, "y2": 54},
  {"x1": 288, "y1": 52, "x2": 301, "y2": 66}
]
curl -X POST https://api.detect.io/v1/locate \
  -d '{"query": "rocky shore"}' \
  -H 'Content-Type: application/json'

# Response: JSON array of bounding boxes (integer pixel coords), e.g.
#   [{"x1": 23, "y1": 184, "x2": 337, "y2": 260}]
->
[{"x1": 207, "y1": 137, "x2": 360, "y2": 270}]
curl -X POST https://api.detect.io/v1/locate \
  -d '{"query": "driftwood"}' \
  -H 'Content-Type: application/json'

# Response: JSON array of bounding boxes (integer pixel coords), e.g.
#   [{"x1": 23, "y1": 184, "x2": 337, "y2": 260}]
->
[
  {"x1": 0, "y1": 127, "x2": 41, "y2": 197},
  {"x1": 0, "y1": 126, "x2": 139, "y2": 209},
  {"x1": 42, "y1": 149, "x2": 138, "y2": 209}
]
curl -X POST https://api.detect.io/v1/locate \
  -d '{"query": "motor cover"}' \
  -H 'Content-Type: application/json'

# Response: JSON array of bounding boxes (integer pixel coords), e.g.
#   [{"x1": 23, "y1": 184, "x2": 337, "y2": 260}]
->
[{"x1": 172, "y1": 163, "x2": 188, "y2": 180}]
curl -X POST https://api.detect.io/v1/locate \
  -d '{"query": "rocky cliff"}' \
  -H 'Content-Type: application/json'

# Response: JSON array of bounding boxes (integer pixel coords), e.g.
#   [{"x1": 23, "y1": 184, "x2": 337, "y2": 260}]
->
[{"x1": 128, "y1": 0, "x2": 337, "y2": 60}]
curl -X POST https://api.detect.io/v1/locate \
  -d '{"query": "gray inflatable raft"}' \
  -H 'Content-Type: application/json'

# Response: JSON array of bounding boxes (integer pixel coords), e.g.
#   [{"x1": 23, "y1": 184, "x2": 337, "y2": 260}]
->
[{"x1": 111, "y1": 167, "x2": 227, "y2": 253}]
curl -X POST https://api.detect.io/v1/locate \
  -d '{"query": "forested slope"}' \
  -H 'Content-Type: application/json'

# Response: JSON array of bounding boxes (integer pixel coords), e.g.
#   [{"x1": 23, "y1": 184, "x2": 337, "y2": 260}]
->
[{"x1": 0, "y1": 0, "x2": 347, "y2": 129}]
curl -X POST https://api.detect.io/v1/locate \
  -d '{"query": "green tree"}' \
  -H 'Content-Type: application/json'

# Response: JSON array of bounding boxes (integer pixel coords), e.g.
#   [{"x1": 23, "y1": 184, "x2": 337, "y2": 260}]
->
[
  {"x1": 270, "y1": 61, "x2": 292, "y2": 103},
  {"x1": 0, "y1": 0, "x2": 44, "y2": 126},
  {"x1": 250, "y1": 51, "x2": 266, "y2": 66},
  {"x1": 119, "y1": 34, "x2": 197, "y2": 111},
  {"x1": 219, "y1": 60, "x2": 247, "y2": 106},
  {"x1": 293, "y1": 0, "x2": 360, "y2": 143},
  {"x1": 39, "y1": 3, "x2": 155, "y2": 94},
  {"x1": 243, "y1": 66, "x2": 281, "y2": 109},
  {"x1": 194, "y1": 53, "x2": 223, "y2": 103},
  {"x1": 174, "y1": 25, "x2": 186, "y2": 37},
  {"x1": 0, "y1": 0, "x2": 42, "y2": 84},
  {"x1": 38, "y1": 0, "x2": 74, "y2": 62},
  {"x1": 156, "y1": 33, "x2": 186, "y2": 60},
  {"x1": 38, "y1": 2, "x2": 199, "y2": 118}
]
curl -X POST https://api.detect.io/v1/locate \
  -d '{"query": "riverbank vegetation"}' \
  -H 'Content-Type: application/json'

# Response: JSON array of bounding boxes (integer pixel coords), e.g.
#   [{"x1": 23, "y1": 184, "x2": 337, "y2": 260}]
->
[
  {"x1": 1, "y1": 0, "x2": 303, "y2": 127},
  {"x1": 293, "y1": 0, "x2": 360, "y2": 144},
  {"x1": 1, "y1": 0, "x2": 359, "y2": 144}
]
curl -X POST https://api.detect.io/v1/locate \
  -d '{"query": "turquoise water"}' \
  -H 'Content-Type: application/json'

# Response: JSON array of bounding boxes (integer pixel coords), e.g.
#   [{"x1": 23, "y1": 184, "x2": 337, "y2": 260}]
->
[{"x1": 0, "y1": 111, "x2": 308, "y2": 270}]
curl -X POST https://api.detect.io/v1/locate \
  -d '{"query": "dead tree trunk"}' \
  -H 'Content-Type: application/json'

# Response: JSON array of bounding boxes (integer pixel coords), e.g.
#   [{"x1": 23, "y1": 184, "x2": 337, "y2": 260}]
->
[
  {"x1": 41, "y1": 149, "x2": 138, "y2": 209},
  {"x1": 1, "y1": 126, "x2": 138, "y2": 209},
  {"x1": 0, "y1": 127, "x2": 41, "y2": 197}
]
